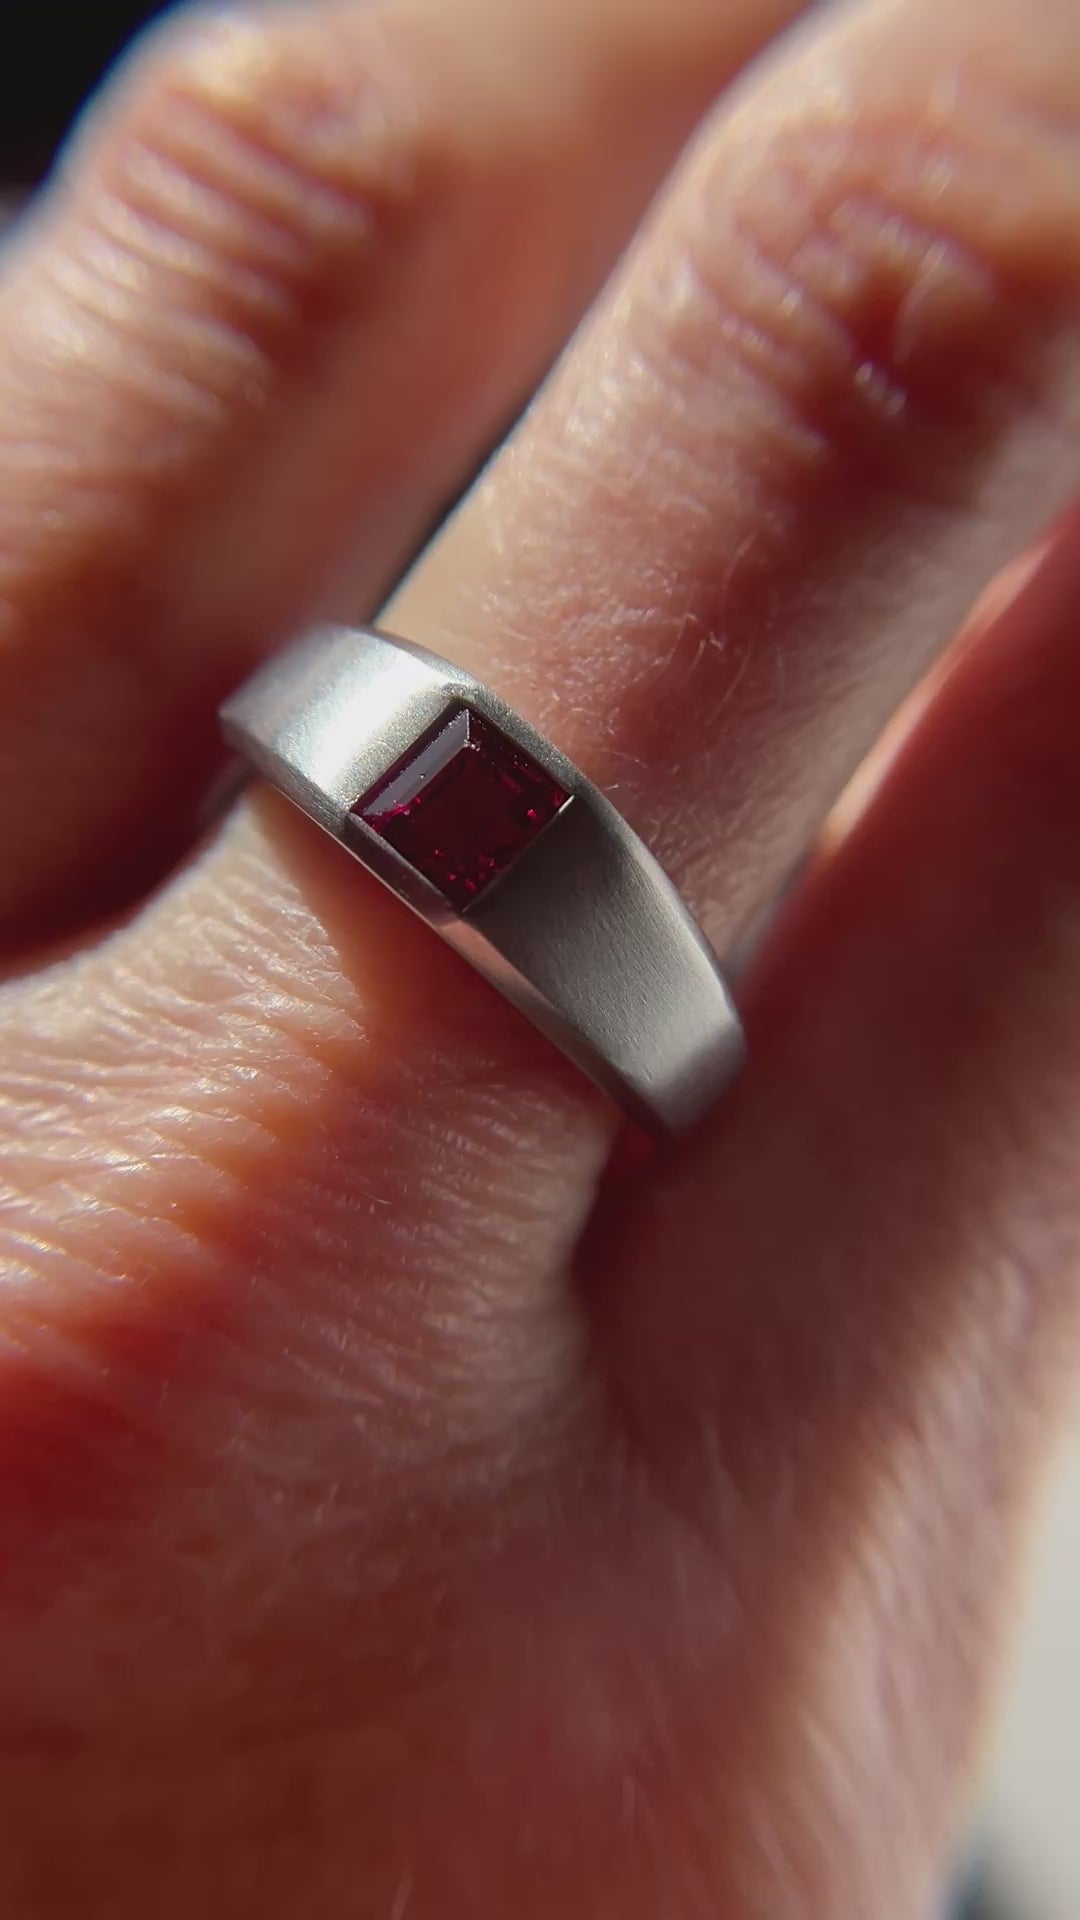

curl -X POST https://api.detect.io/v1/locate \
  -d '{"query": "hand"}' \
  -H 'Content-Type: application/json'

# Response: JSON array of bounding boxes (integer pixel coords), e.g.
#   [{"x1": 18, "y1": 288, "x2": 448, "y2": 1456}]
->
[{"x1": 1, "y1": 0, "x2": 1078, "y2": 1912}]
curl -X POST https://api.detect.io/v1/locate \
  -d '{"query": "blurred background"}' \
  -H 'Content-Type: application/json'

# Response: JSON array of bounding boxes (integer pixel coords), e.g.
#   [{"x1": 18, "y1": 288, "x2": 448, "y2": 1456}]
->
[
  {"x1": 0, "y1": 1, "x2": 171, "y2": 188},
  {"x1": 0, "y1": 5, "x2": 1076, "y2": 1917}
]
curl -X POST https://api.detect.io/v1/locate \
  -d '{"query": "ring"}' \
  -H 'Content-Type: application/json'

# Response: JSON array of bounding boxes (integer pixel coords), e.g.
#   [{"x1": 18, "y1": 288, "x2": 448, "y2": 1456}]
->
[{"x1": 221, "y1": 625, "x2": 744, "y2": 1131}]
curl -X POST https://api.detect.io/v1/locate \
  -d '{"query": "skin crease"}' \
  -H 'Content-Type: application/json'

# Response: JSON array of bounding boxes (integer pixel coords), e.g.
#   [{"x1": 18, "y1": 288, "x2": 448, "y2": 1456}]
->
[
  {"x1": 0, "y1": 0, "x2": 1078, "y2": 1915},
  {"x1": 0, "y1": 0, "x2": 802, "y2": 945}
]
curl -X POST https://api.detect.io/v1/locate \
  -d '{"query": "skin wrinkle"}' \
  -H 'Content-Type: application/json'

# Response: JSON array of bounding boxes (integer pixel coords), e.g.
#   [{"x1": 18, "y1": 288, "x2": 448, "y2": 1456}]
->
[
  {"x1": 0, "y1": 1184, "x2": 592, "y2": 1656},
  {"x1": 0, "y1": 0, "x2": 804, "y2": 952},
  {"x1": 2, "y1": 0, "x2": 1068, "y2": 1236},
  {"x1": 82, "y1": 170, "x2": 307, "y2": 338},
  {"x1": 1, "y1": 0, "x2": 1080, "y2": 1911},
  {"x1": 38, "y1": 229, "x2": 275, "y2": 417},
  {"x1": 702, "y1": 189, "x2": 1040, "y2": 477},
  {"x1": 86, "y1": 8, "x2": 424, "y2": 249},
  {"x1": 0, "y1": 29, "x2": 402, "y2": 595},
  {"x1": 0, "y1": 816, "x2": 602, "y2": 1509},
  {"x1": 393, "y1": 6, "x2": 1080, "y2": 956}
]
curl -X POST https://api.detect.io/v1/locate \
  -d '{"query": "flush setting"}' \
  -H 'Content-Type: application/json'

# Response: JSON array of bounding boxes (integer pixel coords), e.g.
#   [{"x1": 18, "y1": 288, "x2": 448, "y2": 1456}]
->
[{"x1": 353, "y1": 703, "x2": 568, "y2": 910}]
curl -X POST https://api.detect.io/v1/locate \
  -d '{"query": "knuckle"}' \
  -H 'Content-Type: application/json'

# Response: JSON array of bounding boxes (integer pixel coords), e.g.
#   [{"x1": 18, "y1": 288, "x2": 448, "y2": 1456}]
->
[
  {"x1": 45, "y1": 5, "x2": 434, "y2": 409},
  {"x1": 0, "y1": 4, "x2": 444, "y2": 579},
  {"x1": 648, "y1": 32, "x2": 1080, "y2": 513}
]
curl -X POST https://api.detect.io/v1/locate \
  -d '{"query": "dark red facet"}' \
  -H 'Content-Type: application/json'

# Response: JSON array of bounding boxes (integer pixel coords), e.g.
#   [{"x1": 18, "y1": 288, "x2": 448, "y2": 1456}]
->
[{"x1": 353, "y1": 704, "x2": 568, "y2": 910}]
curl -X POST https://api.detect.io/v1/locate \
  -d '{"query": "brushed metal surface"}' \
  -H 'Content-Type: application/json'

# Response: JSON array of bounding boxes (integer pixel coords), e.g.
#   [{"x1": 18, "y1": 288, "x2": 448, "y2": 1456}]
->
[{"x1": 221, "y1": 624, "x2": 744, "y2": 1131}]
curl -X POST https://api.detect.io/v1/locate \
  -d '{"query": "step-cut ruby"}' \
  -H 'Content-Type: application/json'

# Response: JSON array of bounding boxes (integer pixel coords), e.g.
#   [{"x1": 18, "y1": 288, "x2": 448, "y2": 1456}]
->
[{"x1": 353, "y1": 703, "x2": 568, "y2": 911}]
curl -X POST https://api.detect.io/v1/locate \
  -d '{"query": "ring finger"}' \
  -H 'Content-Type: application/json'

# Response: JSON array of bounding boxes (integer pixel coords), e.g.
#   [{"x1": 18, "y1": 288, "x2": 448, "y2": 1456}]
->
[
  {"x1": 394, "y1": 0, "x2": 1080, "y2": 945},
  {"x1": 0, "y1": 0, "x2": 794, "y2": 950},
  {"x1": 6, "y1": 0, "x2": 1080, "y2": 1394}
]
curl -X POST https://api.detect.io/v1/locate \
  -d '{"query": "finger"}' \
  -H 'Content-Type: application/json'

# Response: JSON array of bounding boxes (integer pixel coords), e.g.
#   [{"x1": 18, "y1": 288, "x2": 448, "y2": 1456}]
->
[
  {"x1": 6, "y1": 12, "x2": 1080, "y2": 1904},
  {"x1": 390, "y1": 0, "x2": 1080, "y2": 945},
  {"x1": 87, "y1": 0, "x2": 1080, "y2": 1225},
  {"x1": 0, "y1": 0, "x2": 801, "y2": 949},
  {"x1": 7, "y1": 0, "x2": 1080, "y2": 1354},
  {"x1": 587, "y1": 522, "x2": 1080, "y2": 1914}
]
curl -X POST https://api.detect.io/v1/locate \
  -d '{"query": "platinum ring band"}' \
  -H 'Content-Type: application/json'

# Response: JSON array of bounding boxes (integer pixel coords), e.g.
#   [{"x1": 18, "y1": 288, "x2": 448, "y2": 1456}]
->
[{"x1": 221, "y1": 625, "x2": 744, "y2": 1131}]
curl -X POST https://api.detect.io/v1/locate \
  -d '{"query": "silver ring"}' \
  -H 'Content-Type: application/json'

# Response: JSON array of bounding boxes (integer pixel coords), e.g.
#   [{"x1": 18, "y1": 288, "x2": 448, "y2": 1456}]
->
[{"x1": 220, "y1": 625, "x2": 744, "y2": 1131}]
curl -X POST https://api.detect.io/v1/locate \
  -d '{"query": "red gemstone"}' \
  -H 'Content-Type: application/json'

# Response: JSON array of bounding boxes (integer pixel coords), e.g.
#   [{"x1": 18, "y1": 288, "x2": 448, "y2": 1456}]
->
[{"x1": 353, "y1": 703, "x2": 568, "y2": 910}]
